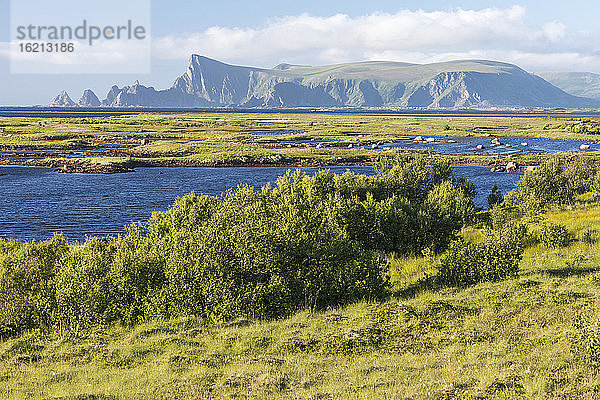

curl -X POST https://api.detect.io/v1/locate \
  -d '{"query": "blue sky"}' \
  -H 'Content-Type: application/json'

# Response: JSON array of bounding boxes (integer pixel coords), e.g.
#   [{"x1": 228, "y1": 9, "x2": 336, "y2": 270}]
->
[{"x1": 1, "y1": 0, "x2": 599, "y2": 105}]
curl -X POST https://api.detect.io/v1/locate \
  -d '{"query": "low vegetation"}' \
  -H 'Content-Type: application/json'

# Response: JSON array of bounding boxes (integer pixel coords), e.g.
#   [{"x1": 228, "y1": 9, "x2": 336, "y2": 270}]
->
[
  {"x1": 3, "y1": 154, "x2": 600, "y2": 398},
  {"x1": 3, "y1": 113, "x2": 600, "y2": 170}
]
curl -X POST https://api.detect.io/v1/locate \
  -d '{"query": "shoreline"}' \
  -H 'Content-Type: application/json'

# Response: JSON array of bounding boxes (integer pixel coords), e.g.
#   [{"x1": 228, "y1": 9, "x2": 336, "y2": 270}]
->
[{"x1": 0, "y1": 155, "x2": 537, "y2": 174}]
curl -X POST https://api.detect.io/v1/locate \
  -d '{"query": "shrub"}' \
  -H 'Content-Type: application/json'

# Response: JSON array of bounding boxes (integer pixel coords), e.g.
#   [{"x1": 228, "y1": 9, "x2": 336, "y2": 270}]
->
[
  {"x1": 0, "y1": 235, "x2": 68, "y2": 335},
  {"x1": 538, "y1": 222, "x2": 572, "y2": 248},
  {"x1": 573, "y1": 310, "x2": 600, "y2": 368},
  {"x1": 590, "y1": 170, "x2": 600, "y2": 194},
  {"x1": 0, "y1": 162, "x2": 478, "y2": 332},
  {"x1": 424, "y1": 181, "x2": 476, "y2": 252},
  {"x1": 54, "y1": 231, "x2": 167, "y2": 331},
  {"x1": 436, "y1": 224, "x2": 525, "y2": 286},
  {"x1": 582, "y1": 229, "x2": 597, "y2": 245},
  {"x1": 516, "y1": 158, "x2": 574, "y2": 212},
  {"x1": 153, "y1": 181, "x2": 389, "y2": 321},
  {"x1": 55, "y1": 237, "x2": 115, "y2": 331},
  {"x1": 487, "y1": 184, "x2": 504, "y2": 208},
  {"x1": 564, "y1": 157, "x2": 597, "y2": 194}
]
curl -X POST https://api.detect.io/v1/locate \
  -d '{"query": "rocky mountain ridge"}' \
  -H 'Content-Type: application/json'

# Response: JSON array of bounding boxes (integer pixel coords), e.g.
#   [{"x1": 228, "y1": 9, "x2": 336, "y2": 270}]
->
[{"x1": 49, "y1": 55, "x2": 600, "y2": 109}]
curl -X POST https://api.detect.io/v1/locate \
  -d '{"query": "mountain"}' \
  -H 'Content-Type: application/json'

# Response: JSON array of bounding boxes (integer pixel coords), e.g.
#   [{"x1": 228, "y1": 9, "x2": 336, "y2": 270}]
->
[
  {"x1": 536, "y1": 72, "x2": 600, "y2": 99},
  {"x1": 77, "y1": 89, "x2": 101, "y2": 107},
  {"x1": 49, "y1": 90, "x2": 75, "y2": 107},
  {"x1": 50, "y1": 55, "x2": 600, "y2": 109}
]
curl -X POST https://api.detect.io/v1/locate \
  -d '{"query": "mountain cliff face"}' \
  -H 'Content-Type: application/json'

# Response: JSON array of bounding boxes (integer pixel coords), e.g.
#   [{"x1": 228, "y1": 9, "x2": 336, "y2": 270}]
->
[
  {"x1": 49, "y1": 91, "x2": 75, "y2": 107},
  {"x1": 77, "y1": 89, "x2": 101, "y2": 107},
  {"x1": 50, "y1": 55, "x2": 599, "y2": 108}
]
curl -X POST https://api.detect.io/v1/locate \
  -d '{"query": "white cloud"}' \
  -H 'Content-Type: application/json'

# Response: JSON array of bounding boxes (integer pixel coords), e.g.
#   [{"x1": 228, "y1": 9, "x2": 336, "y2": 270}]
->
[
  {"x1": 542, "y1": 22, "x2": 567, "y2": 42},
  {"x1": 152, "y1": 6, "x2": 600, "y2": 73}
]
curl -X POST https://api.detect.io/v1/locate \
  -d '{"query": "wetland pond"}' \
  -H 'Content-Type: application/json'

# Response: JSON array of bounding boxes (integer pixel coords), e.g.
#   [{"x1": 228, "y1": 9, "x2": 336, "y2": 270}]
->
[{"x1": 0, "y1": 165, "x2": 522, "y2": 242}]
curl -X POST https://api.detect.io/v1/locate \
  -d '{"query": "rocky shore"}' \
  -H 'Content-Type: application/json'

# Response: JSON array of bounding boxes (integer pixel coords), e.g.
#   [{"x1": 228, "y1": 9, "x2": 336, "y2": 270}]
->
[
  {"x1": 53, "y1": 162, "x2": 134, "y2": 174},
  {"x1": 0, "y1": 153, "x2": 544, "y2": 174}
]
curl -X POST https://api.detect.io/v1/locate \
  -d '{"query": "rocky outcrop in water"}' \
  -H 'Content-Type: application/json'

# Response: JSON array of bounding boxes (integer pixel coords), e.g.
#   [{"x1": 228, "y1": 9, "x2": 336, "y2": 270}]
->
[{"x1": 50, "y1": 55, "x2": 600, "y2": 109}]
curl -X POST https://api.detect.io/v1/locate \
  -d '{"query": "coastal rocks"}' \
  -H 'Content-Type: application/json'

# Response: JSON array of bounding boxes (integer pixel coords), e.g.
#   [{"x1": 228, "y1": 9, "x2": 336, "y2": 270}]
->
[
  {"x1": 506, "y1": 161, "x2": 519, "y2": 172},
  {"x1": 491, "y1": 161, "x2": 521, "y2": 173},
  {"x1": 54, "y1": 162, "x2": 133, "y2": 174}
]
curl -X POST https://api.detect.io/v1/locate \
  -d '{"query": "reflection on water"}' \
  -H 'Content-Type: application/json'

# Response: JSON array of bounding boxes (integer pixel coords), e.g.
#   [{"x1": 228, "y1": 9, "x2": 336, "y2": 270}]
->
[{"x1": 0, "y1": 166, "x2": 521, "y2": 242}]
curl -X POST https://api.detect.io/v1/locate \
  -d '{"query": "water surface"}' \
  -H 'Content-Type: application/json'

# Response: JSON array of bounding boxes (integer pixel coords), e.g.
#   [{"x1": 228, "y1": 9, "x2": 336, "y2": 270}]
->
[{"x1": 0, "y1": 166, "x2": 521, "y2": 242}]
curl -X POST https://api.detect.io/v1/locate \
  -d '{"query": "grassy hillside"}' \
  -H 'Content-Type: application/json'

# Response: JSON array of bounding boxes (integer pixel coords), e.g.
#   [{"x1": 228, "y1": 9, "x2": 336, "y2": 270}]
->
[
  {"x1": 275, "y1": 60, "x2": 519, "y2": 82},
  {"x1": 2, "y1": 201, "x2": 600, "y2": 399},
  {"x1": 537, "y1": 72, "x2": 600, "y2": 99}
]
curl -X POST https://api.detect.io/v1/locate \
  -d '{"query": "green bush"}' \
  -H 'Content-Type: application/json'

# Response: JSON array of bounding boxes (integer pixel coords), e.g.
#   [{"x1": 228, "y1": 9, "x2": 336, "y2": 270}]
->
[
  {"x1": 564, "y1": 157, "x2": 597, "y2": 195},
  {"x1": 436, "y1": 224, "x2": 525, "y2": 286},
  {"x1": 538, "y1": 222, "x2": 572, "y2": 248},
  {"x1": 424, "y1": 181, "x2": 476, "y2": 252},
  {"x1": 152, "y1": 179, "x2": 388, "y2": 321},
  {"x1": 487, "y1": 184, "x2": 504, "y2": 208},
  {"x1": 55, "y1": 233, "x2": 166, "y2": 331},
  {"x1": 516, "y1": 158, "x2": 574, "y2": 212},
  {"x1": 573, "y1": 310, "x2": 600, "y2": 368},
  {"x1": 0, "y1": 235, "x2": 68, "y2": 336},
  {"x1": 514, "y1": 157, "x2": 600, "y2": 214},
  {"x1": 0, "y1": 160, "x2": 478, "y2": 333},
  {"x1": 582, "y1": 229, "x2": 597, "y2": 245}
]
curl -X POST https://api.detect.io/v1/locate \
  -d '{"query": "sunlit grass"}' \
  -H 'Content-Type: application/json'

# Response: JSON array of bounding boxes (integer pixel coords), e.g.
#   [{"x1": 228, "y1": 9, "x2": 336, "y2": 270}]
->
[{"x1": 3, "y1": 203, "x2": 600, "y2": 398}]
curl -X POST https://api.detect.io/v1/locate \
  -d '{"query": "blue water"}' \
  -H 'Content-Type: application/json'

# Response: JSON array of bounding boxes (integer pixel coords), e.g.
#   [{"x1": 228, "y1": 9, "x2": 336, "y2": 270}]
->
[
  {"x1": 347, "y1": 136, "x2": 596, "y2": 155},
  {"x1": 0, "y1": 166, "x2": 521, "y2": 242},
  {"x1": 3, "y1": 107, "x2": 600, "y2": 118}
]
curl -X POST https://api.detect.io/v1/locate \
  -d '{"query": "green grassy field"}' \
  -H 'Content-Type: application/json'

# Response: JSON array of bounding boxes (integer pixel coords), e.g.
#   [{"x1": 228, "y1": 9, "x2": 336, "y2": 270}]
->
[
  {"x1": 3, "y1": 201, "x2": 600, "y2": 399},
  {"x1": 2, "y1": 113, "x2": 600, "y2": 169}
]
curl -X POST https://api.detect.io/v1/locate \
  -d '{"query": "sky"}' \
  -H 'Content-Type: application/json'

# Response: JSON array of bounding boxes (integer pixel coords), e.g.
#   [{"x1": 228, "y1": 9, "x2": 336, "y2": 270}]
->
[{"x1": 1, "y1": 0, "x2": 599, "y2": 105}]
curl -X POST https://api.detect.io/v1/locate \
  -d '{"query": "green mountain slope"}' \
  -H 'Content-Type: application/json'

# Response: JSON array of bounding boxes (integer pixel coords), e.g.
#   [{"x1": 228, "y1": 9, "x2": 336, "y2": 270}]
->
[{"x1": 537, "y1": 71, "x2": 600, "y2": 99}]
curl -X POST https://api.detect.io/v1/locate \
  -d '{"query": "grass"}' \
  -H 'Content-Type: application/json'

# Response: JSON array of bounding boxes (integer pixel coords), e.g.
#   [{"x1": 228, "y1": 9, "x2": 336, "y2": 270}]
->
[
  {"x1": 3, "y1": 203, "x2": 600, "y2": 398},
  {"x1": 3, "y1": 113, "x2": 600, "y2": 170}
]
